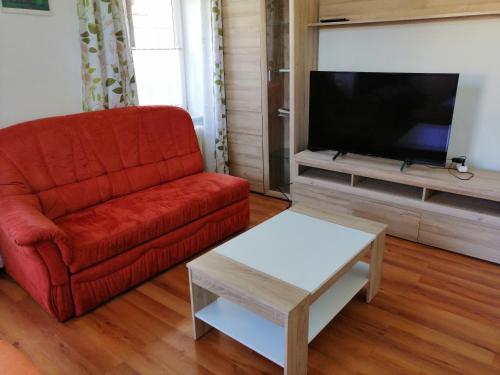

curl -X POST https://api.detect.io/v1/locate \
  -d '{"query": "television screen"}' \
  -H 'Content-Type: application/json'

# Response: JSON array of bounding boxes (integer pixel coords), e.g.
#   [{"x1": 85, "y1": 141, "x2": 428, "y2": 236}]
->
[{"x1": 308, "y1": 71, "x2": 460, "y2": 165}]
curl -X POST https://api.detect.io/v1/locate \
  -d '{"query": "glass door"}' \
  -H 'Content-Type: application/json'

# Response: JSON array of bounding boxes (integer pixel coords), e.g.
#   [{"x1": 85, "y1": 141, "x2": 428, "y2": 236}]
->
[{"x1": 266, "y1": 0, "x2": 290, "y2": 195}]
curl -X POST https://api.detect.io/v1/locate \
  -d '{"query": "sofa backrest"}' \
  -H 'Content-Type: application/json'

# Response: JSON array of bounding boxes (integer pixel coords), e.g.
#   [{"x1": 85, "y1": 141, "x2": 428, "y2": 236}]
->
[{"x1": 0, "y1": 106, "x2": 204, "y2": 219}]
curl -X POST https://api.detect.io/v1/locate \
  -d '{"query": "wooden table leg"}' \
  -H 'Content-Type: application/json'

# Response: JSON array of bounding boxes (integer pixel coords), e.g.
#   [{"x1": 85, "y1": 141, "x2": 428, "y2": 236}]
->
[
  {"x1": 189, "y1": 270, "x2": 218, "y2": 340},
  {"x1": 284, "y1": 303, "x2": 309, "y2": 375},
  {"x1": 366, "y1": 231, "x2": 385, "y2": 303}
]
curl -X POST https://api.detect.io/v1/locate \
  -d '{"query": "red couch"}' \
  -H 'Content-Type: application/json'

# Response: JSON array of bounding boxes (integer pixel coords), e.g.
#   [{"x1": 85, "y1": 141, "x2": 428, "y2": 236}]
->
[{"x1": 0, "y1": 106, "x2": 249, "y2": 321}]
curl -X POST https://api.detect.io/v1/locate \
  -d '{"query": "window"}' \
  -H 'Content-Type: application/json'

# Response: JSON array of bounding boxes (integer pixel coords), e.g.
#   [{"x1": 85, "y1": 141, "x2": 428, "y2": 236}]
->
[{"x1": 129, "y1": 0, "x2": 186, "y2": 107}]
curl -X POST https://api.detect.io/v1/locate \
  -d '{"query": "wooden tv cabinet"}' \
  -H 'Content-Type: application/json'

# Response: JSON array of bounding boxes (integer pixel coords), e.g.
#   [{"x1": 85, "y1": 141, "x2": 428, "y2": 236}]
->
[{"x1": 292, "y1": 150, "x2": 500, "y2": 263}]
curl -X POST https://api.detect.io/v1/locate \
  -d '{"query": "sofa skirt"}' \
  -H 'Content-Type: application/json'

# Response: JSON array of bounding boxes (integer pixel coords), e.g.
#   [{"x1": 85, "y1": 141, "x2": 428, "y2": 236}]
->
[{"x1": 70, "y1": 198, "x2": 249, "y2": 317}]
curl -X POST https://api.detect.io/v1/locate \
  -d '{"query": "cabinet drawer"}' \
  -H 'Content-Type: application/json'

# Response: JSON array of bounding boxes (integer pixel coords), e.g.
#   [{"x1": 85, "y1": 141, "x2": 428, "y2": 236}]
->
[
  {"x1": 419, "y1": 214, "x2": 500, "y2": 263},
  {"x1": 351, "y1": 200, "x2": 420, "y2": 241}
]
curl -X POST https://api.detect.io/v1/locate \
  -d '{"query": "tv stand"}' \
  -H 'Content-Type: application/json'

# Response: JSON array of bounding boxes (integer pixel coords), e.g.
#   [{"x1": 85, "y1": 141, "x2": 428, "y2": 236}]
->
[
  {"x1": 332, "y1": 151, "x2": 346, "y2": 161},
  {"x1": 292, "y1": 150, "x2": 500, "y2": 264},
  {"x1": 400, "y1": 159, "x2": 413, "y2": 172}
]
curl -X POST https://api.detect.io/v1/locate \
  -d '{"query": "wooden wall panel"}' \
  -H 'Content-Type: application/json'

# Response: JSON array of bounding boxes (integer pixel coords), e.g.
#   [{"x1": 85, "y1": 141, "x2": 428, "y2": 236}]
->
[{"x1": 319, "y1": 0, "x2": 500, "y2": 22}]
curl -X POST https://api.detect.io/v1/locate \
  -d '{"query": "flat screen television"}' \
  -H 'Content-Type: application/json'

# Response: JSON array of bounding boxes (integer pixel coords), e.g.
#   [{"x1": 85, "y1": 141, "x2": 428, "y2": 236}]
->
[{"x1": 308, "y1": 71, "x2": 460, "y2": 166}]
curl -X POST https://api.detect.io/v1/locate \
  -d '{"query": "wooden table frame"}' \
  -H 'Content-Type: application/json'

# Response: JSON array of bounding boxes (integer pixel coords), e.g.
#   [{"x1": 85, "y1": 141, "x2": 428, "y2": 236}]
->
[{"x1": 188, "y1": 204, "x2": 386, "y2": 375}]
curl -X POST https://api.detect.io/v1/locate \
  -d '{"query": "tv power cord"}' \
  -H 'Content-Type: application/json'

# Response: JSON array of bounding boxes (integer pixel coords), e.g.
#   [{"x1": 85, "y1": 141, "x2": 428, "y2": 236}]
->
[
  {"x1": 425, "y1": 156, "x2": 475, "y2": 181},
  {"x1": 275, "y1": 183, "x2": 293, "y2": 209}
]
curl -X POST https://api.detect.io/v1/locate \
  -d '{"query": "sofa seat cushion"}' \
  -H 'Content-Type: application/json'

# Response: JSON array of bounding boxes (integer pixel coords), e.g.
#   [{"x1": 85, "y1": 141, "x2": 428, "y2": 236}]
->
[{"x1": 55, "y1": 172, "x2": 249, "y2": 273}]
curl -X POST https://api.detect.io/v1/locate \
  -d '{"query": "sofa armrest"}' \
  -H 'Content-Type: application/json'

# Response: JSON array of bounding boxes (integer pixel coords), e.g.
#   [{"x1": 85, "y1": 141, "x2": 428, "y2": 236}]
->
[{"x1": 0, "y1": 196, "x2": 69, "y2": 249}]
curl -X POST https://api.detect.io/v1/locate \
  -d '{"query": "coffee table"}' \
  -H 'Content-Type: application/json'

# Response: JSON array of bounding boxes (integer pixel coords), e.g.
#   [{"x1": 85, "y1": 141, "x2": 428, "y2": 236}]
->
[{"x1": 187, "y1": 204, "x2": 387, "y2": 375}]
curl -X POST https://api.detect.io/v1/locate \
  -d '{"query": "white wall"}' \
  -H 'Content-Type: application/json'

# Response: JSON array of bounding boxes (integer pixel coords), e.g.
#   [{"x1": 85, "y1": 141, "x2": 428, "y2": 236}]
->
[
  {"x1": 0, "y1": 0, "x2": 82, "y2": 128},
  {"x1": 318, "y1": 18, "x2": 500, "y2": 171}
]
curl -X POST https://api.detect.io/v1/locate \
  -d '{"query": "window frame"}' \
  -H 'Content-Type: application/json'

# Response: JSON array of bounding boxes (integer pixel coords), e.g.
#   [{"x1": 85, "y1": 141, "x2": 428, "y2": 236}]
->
[{"x1": 127, "y1": 0, "x2": 188, "y2": 109}]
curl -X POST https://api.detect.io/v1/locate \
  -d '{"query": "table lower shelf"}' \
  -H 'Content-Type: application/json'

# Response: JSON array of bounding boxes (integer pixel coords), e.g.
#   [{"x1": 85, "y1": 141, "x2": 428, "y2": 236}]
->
[{"x1": 195, "y1": 262, "x2": 369, "y2": 367}]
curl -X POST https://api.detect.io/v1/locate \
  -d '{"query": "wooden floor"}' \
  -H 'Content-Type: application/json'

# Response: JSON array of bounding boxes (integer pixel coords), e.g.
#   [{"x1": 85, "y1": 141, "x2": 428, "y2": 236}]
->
[{"x1": 0, "y1": 193, "x2": 499, "y2": 375}]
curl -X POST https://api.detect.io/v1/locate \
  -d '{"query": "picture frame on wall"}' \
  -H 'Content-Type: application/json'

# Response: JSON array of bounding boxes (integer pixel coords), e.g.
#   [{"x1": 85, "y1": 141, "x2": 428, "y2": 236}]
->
[{"x1": 0, "y1": 0, "x2": 52, "y2": 16}]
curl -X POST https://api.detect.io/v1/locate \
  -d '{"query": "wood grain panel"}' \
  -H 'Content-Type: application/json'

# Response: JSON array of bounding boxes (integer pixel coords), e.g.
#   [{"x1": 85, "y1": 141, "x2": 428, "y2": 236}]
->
[
  {"x1": 292, "y1": 182, "x2": 420, "y2": 241},
  {"x1": 351, "y1": 200, "x2": 421, "y2": 242},
  {"x1": 226, "y1": 110, "x2": 262, "y2": 136},
  {"x1": 226, "y1": 114, "x2": 264, "y2": 188},
  {"x1": 285, "y1": 303, "x2": 309, "y2": 375},
  {"x1": 419, "y1": 214, "x2": 500, "y2": 263},
  {"x1": 228, "y1": 132, "x2": 262, "y2": 147},
  {"x1": 224, "y1": 52, "x2": 262, "y2": 112},
  {"x1": 222, "y1": 0, "x2": 264, "y2": 190},
  {"x1": 189, "y1": 271, "x2": 217, "y2": 339},
  {"x1": 222, "y1": 0, "x2": 261, "y2": 49},
  {"x1": 228, "y1": 144, "x2": 263, "y2": 169},
  {"x1": 292, "y1": 182, "x2": 356, "y2": 214},
  {"x1": 230, "y1": 164, "x2": 264, "y2": 193},
  {"x1": 188, "y1": 252, "x2": 309, "y2": 325},
  {"x1": 223, "y1": 0, "x2": 263, "y2": 112},
  {"x1": 228, "y1": 132, "x2": 263, "y2": 170},
  {"x1": 319, "y1": 0, "x2": 500, "y2": 22},
  {"x1": 290, "y1": 0, "x2": 319, "y2": 164},
  {"x1": 225, "y1": 87, "x2": 262, "y2": 112},
  {"x1": 224, "y1": 53, "x2": 261, "y2": 79}
]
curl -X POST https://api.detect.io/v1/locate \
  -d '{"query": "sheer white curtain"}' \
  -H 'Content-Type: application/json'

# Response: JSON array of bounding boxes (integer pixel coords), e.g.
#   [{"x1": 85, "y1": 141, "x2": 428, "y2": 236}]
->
[{"x1": 188, "y1": 0, "x2": 228, "y2": 173}]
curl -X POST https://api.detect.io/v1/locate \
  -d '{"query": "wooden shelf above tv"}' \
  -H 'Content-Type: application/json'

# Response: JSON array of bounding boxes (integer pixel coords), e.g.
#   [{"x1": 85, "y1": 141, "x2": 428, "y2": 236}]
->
[
  {"x1": 292, "y1": 151, "x2": 500, "y2": 263},
  {"x1": 308, "y1": 11, "x2": 500, "y2": 28},
  {"x1": 313, "y1": 0, "x2": 500, "y2": 28}
]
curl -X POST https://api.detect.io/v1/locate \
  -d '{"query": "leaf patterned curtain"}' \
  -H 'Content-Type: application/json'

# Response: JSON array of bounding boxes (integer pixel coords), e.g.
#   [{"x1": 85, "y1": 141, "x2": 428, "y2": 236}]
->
[
  {"x1": 77, "y1": 0, "x2": 138, "y2": 111},
  {"x1": 211, "y1": 0, "x2": 229, "y2": 174}
]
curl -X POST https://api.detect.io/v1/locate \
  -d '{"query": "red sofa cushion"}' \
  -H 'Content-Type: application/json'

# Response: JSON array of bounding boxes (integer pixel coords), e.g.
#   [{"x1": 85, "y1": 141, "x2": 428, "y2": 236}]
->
[
  {"x1": 0, "y1": 106, "x2": 203, "y2": 220},
  {"x1": 56, "y1": 172, "x2": 249, "y2": 273}
]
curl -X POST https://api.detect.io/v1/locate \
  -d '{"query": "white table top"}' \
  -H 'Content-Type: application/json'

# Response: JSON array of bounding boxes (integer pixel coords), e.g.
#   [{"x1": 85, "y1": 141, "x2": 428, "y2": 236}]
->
[{"x1": 215, "y1": 210, "x2": 375, "y2": 292}]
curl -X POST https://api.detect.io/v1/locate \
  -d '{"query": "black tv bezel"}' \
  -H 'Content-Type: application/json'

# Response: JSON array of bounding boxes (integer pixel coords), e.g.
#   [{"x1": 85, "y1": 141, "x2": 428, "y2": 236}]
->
[{"x1": 307, "y1": 71, "x2": 460, "y2": 167}]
